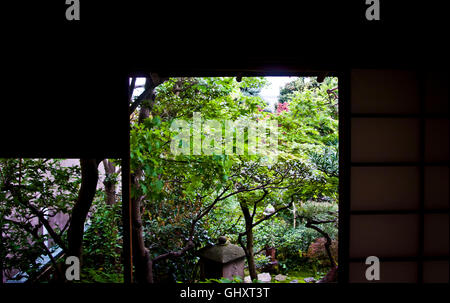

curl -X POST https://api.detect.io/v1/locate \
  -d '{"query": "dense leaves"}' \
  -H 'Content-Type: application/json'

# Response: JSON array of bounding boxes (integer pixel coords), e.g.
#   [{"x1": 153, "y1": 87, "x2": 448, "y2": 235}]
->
[
  {"x1": 130, "y1": 76, "x2": 339, "y2": 282},
  {"x1": 0, "y1": 158, "x2": 123, "y2": 282},
  {"x1": 81, "y1": 193, "x2": 123, "y2": 282},
  {"x1": 1, "y1": 159, "x2": 81, "y2": 281}
]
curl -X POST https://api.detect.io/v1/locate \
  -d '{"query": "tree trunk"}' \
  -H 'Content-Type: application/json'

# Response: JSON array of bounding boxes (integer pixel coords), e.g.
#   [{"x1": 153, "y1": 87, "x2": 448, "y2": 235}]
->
[
  {"x1": 130, "y1": 78, "x2": 156, "y2": 283},
  {"x1": 102, "y1": 159, "x2": 116, "y2": 205},
  {"x1": 305, "y1": 220, "x2": 336, "y2": 268},
  {"x1": 240, "y1": 203, "x2": 257, "y2": 281},
  {"x1": 67, "y1": 159, "x2": 101, "y2": 259},
  {"x1": 131, "y1": 178, "x2": 154, "y2": 283},
  {"x1": 246, "y1": 226, "x2": 257, "y2": 281}
]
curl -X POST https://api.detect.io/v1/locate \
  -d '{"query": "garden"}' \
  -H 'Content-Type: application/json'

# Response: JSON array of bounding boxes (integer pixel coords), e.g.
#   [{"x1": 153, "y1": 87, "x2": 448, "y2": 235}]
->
[
  {"x1": 129, "y1": 76, "x2": 339, "y2": 283},
  {"x1": 0, "y1": 75, "x2": 339, "y2": 284}
]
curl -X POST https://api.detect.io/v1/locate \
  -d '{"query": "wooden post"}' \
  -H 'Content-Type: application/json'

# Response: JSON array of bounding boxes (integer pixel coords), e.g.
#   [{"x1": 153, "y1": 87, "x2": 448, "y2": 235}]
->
[{"x1": 293, "y1": 202, "x2": 296, "y2": 228}]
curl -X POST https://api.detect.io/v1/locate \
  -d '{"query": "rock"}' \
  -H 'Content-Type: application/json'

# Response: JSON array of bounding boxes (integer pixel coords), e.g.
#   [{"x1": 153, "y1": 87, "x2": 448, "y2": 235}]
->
[
  {"x1": 262, "y1": 260, "x2": 279, "y2": 274},
  {"x1": 289, "y1": 279, "x2": 298, "y2": 283},
  {"x1": 197, "y1": 240, "x2": 246, "y2": 280},
  {"x1": 274, "y1": 274, "x2": 287, "y2": 281},
  {"x1": 317, "y1": 266, "x2": 338, "y2": 283},
  {"x1": 198, "y1": 242, "x2": 245, "y2": 264},
  {"x1": 304, "y1": 277, "x2": 316, "y2": 283},
  {"x1": 244, "y1": 273, "x2": 272, "y2": 283},
  {"x1": 257, "y1": 272, "x2": 271, "y2": 283},
  {"x1": 217, "y1": 236, "x2": 227, "y2": 245}
]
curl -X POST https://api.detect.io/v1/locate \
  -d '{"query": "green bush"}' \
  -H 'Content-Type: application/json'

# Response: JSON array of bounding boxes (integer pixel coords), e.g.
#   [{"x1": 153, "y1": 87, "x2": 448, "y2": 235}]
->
[
  {"x1": 80, "y1": 193, "x2": 123, "y2": 282},
  {"x1": 198, "y1": 275, "x2": 244, "y2": 283},
  {"x1": 254, "y1": 254, "x2": 272, "y2": 269},
  {"x1": 251, "y1": 201, "x2": 338, "y2": 272},
  {"x1": 80, "y1": 268, "x2": 124, "y2": 283}
]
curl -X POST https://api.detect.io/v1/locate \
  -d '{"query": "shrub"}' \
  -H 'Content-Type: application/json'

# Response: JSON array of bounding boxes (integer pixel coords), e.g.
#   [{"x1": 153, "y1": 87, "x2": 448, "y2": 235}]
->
[
  {"x1": 306, "y1": 237, "x2": 338, "y2": 266},
  {"x1": 254, "y1": 254, "x2": 272, "y2": 269},
  {"x1": 80, "y1": 192, "x2": 123, "y2": 281},
  {"x1": 198, "y1": 276, "x2": 244, "y2": 283}
]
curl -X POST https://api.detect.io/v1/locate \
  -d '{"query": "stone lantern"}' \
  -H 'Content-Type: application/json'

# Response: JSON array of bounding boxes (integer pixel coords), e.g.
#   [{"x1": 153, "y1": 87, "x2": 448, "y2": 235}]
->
[{"x1": 197, "y1": 236, "x2": 246, "y2": 280}]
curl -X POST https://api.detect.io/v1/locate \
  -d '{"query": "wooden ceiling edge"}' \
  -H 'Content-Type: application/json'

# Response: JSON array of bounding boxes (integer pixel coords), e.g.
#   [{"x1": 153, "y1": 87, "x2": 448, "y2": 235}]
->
[{"x1": 129, "y1": 68, "x2": 340, "y2": 78}]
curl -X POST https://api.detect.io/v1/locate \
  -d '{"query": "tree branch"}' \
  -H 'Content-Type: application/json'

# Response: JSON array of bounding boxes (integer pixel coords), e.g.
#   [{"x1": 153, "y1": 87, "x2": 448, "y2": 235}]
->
[
  {"x1": 129, "y1": 83, "x2": 154, "y2": 116},
  {"x1": 305, "y1": 219, "x2": 336, "y2": 268},
  {"x1": 151, "y1": 240, "x2": 195, "y2": 263},
  {"x1": 251, "y1": 190, "x2": 268, "y2": 220},
  {"x1": 151, "y1": 184, "x2": 229, "y2": 265},
  {"x1": 250, "y1": 200, "x2": 293, "y2": 229},
  {"x1": 129, "y1": 76, "x2": 169, "y2": 116},
  {"x1": 5, "y1": 184, "x2": 67, "y2": 251},
  {"x1": 3, "y1": 218, "x2": 64, "y2": 280},
  {"x1": 129, "y1": 77, "x2": 136, "y2": 102}
]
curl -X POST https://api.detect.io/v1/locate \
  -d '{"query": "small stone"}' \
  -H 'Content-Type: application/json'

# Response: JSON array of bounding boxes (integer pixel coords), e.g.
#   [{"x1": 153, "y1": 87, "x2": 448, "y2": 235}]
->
[
  {"x1": 289, "y1": 279, "x2": 298, "y2": 283},
  {"x1": 244, "y1": 273, "x2": 272, "y2": 283},
  {"x1": 304, "y1": 277, "x2": 316, "y2": 283},
  {"x1": 257, "y1": 272, "x2": 272, "y2": 283},
  {"x1": 218, "y1": 236, "x2": 227, "y2": 245},
  {"x1": 274, "y1": 274, "x2": 287, "y2": 281}
]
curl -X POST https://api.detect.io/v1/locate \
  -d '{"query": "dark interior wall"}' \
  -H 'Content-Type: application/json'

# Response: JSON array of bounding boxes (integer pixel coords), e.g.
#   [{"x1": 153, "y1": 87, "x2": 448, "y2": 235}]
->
[{"x1": 348, "y1": 70, "x2": 449, "y2": 283}]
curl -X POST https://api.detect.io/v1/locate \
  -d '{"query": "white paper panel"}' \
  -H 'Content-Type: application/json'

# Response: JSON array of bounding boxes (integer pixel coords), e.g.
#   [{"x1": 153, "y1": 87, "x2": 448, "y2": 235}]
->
[
  {"x1": 425, "y1": 166, "x2": 450, "y2": 209},
  {"x1": 349, "y1": 261, "x2": 417, "y2": 283},
  {"x1": 423, "y1": 261, "x2": 449, "y2": 283},
  {"x1": 425, "y1": 119, "x2": 450, "y2": 162},
  {"x1": 351, "y1": 69, "x2": 419, "y2": 114},
  {"x1": 350, "y1": 215, "x2": 419, "y2": 258},
  {"x1": 351, "y1": 118, "x2": 420, "y2": 162},
  {"x1": 425, "y1": 71, "x2": 449, "y2": 114},
  {"x1": 424, "y1": 214, "x2": 450, "y2": 256},
  {"x1": 351, "y1": 167, "x2": 419, "y2": 211}
]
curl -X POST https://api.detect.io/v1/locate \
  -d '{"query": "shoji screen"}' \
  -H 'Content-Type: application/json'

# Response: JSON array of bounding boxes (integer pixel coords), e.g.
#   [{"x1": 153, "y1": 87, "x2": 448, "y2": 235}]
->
[{"x1": 348, "y1": 70, "x2": 449, "y2": 283}]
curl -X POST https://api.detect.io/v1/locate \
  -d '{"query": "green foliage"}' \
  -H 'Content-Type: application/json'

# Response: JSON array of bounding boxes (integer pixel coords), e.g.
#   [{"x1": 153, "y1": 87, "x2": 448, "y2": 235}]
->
[
  {"x1": 198, "y1": 275, "x2": 244, "y2": 283},
  {"x1": 299, "y1": 201, "x2": 338, "y2": 224},
  {"x1": 130, "y1": 76, "x2": 339, "y2": 282},
  {"x1": 309, "y1": 144, "x2": 339, "y2": 177},
  {"x1": 80, "y1": 268, "x2": 124, "y2": 283},
  {"x1": 254, "y1": 253, "x2": 272, "y2": 269},
  {"x1": 273, "y1": 268, "x2": 327, "y2": 283},
  {"x1": 81, "y1": 193, "x2": 123, "y2": 279},
  {"x1": 252, "y1": 201, "x2": 338, "y2": 272},
  {"x1": 0, "y1": 158, "x2": 81, "y2": 281},
  {"x1": 239, "y1": 77, "x2": 269, "y2": 97},
  {"x1": 1, "y1": 158, "x2": 124, "y2": 282},
  {"x1": 131, "y1": 77, "x2": 271, "y2": 282},
  {"x1": 277, "y1": 77, "x2": 338, "y2": 148}
]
